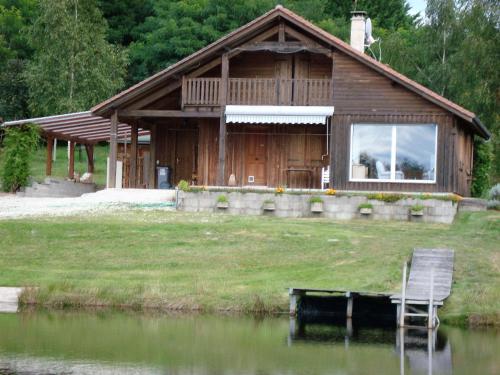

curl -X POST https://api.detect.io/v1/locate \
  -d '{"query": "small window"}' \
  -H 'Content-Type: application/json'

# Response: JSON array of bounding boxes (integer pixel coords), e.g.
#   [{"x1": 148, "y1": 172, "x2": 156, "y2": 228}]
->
[{"x1": 350, "y1": 124, "x2": 437, "y2": 183}]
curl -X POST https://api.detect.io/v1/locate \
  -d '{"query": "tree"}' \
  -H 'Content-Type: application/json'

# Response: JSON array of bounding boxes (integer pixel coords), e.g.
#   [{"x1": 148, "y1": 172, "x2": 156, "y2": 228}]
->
[{"x1": 24, "y1": 0, "x2": 128, "y2": 116}]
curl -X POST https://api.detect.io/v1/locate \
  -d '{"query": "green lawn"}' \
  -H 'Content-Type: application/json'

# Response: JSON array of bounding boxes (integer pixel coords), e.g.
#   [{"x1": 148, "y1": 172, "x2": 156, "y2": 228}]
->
[
  {"x1": 0, "y1": 211, "x2": 498, "y2": 326},
  {"x1": 0, "y1": 143, "x2": 109, "y2": 187}
]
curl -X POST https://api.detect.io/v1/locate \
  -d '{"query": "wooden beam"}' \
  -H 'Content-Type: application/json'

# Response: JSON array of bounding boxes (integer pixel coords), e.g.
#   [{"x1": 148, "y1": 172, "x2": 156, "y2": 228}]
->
[
  {"x1": 85, "y1": 144, "x2": 94, "y2": 174},
  {"x1": 119, "y1": 110, "x2": 221, "y2": 118},
  {"x1": 235, "y1": 40, "x2": 331, "y2": 55},
  {"x1": 148, "y1": 124, "x2": 157, "y2": 189},
  {"x1": 130, "y1": 124, "x2": 138, "y2": 188},
  {"x1": 46, "y1": 136, "x2": 54, "y2": 176},
  {"x1": 217, "y1": 53, "x2": 229, "y2": 186},
  {"x1": 42, "y1": 129, "x2": 95, "y2": 145},
  {"x1": 278, "y1": 22, "x2": 285, "y2": 42},
  {"x1": 68, "y1": 141, "x2": 75, "y2": 179},
  {"x1": 109, "y1": 110, "x2": 118, "y2": 188}
]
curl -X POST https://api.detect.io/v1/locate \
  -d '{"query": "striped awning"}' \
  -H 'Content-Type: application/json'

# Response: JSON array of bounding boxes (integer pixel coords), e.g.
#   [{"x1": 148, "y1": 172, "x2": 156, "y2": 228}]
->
[
  {"x1": 225, "y1": 105, "x2": 334, "y2": 125},
  {"x1": 1, "y1": 111, "x2": 149, "y2": 144}
]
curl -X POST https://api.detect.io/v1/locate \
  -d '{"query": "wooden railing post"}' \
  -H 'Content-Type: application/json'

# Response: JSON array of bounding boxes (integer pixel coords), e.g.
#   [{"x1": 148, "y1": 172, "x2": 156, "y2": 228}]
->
[
  {"x1": 399, "y1": 262, "x2": 408, "y2": 327},
  {"x1": 68, "y1": 141, "x2": 75, "y2": 179}
]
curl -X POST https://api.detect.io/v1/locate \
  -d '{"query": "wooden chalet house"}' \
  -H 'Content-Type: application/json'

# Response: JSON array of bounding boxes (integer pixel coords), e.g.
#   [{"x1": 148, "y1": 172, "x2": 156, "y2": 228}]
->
[{"x1": 91, "y1": 6, "x2": 489, "y2": 195}]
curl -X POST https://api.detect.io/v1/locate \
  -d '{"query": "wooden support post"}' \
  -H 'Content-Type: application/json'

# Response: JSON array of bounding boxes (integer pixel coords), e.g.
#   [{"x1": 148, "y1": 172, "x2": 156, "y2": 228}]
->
[
  {"x1": 329, "y1": 117, "x2": 335, "y2": 187},
  {"x1": 85, "y1": 144, "x2": 94, "y2": 173},
  {"x1": 399, "y1": 262, "x2": 407, "y2": 327},
  {"x1": 148, "y1": 124, "x2": 157, "y2": 189},
  {"x1": 346, "y1": 291, "x2": 354, "y2": 318},
  {"x1": 68, "y1": 141, "x2": 75, "y2": 179},
  {"x1": 428, "y1": 269, "x2": 435, "y2": 329},
  {"x1": 130, "y1": 124, "x2": 138, "y2": 188},
  {"x1": 46, "y1": 136, "x2": 54, "y2": 176},
  {"x1": 217, "y1": 53, "x2": 229, "y2": 186},
  {"x1": 109, "y1": 110, "x2": 118, "y2": 188}
]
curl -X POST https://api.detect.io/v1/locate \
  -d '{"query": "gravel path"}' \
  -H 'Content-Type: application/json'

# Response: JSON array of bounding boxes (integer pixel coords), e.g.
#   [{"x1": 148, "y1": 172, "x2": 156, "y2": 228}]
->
[{"x1": 0, "y1": 189, "x2": 176, "y2": 219}]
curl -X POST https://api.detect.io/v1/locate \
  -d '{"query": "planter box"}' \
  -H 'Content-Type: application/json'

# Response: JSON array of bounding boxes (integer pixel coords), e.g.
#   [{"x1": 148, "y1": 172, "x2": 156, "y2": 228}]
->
[
  {"x1": 217, "y1": 202, "x2": 229, "y2": 209},
  {"x1": 310, "y1": 202, "x2": 324, "y2": 213},
  {"x1": 263, "y1": 202, "x2": 276, "y2": 211},
  {"x1": 359, "y1": 207, "x2": 373, "y2": 215},
  {"x1": 410, "y1": 209, "x2": 424, "y2": 216}
]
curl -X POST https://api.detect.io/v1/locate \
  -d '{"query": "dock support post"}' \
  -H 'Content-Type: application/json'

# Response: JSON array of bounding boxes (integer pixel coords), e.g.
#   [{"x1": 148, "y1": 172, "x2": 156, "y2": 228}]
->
[
  {"x1": 399, "y1": 262, "x2": 407, "y2": 327},
  {"x1": 346, "y1": 291, "x2": 354, "y2": 318},
  {"x1": 428, "y1": 269, "x2": 435, "y2": 329},
  {"x1": 289, "y1": 288, "x2": 298, "y2": 316}
]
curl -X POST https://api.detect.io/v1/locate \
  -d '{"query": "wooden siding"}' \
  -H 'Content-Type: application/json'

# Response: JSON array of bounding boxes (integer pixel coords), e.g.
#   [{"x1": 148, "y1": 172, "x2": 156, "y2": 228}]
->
[{"x1": 331, "y1": 113, "x2": 463, "y2": 194}]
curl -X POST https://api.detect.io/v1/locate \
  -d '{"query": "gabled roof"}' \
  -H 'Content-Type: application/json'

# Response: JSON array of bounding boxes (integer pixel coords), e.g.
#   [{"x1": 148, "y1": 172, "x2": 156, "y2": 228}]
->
[{"x1": 91, "y1": 5, "x2": 490, "y2": 139}]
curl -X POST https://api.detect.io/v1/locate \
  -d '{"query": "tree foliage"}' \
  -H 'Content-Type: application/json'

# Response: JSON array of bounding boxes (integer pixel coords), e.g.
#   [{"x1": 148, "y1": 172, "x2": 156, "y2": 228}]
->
[
  {"x1": 0, "y1": 124, "x2": 40, "y2": 192},
  {"x1": 24, "y1": 0, "x2": 128, "y2": 116}
]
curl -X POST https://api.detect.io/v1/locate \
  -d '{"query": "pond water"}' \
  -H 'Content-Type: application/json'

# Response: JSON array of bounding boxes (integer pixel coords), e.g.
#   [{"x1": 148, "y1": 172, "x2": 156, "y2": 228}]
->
[{"x1": 0, "y1": 310, "x2": 498, "y2": 375}]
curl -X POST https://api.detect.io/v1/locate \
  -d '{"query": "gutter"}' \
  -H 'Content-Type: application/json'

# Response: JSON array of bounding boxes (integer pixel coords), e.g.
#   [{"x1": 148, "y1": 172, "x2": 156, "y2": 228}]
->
[{"x1": 472, "y1": 117, "x2": 491, "y2": 140}]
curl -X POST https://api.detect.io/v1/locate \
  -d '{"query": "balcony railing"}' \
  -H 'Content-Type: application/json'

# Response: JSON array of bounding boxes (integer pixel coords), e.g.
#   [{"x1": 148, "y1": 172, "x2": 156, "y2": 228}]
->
[{"x1": 182, "y1": 77, "x2": 333, "y2": 107}]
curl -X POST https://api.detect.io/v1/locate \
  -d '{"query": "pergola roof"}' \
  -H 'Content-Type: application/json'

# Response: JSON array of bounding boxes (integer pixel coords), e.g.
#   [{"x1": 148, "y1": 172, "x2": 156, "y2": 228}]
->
[{"x1": 1, "y1": 111, "x2": 149, "y2": 144}]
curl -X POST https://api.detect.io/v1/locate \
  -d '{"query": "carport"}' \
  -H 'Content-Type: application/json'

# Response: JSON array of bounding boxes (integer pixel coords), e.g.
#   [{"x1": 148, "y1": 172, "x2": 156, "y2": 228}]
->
[{"x1": 1, "y1": 111, "x2": 149, "y2": 185}]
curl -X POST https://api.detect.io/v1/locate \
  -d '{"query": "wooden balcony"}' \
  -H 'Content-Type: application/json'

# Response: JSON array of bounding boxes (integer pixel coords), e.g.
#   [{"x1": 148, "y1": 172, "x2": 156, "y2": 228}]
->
[{"x1": 182, "y1": 77, "x2": 333, "y2": 107}]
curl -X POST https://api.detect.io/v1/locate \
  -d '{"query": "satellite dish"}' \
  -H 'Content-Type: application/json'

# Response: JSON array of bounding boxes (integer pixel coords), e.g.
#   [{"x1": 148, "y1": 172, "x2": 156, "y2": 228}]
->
[{"x1": 365, "y1": 17, "x2": 375, "y2": 46}]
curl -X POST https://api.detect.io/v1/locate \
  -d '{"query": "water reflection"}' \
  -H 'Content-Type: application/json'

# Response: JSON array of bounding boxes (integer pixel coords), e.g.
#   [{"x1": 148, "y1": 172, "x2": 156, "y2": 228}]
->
[
  {"x1": 289, "y1": 317, "x2": 452, "y2": 375},
  {"x1": 0, "y1": 311, "x2": 497, "y2": 375}
]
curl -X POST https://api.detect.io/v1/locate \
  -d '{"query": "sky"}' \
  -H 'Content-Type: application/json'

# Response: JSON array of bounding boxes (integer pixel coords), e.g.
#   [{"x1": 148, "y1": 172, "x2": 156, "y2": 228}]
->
[{"x1": 407, "y1": 0, "x2": 427, "y2": 16}]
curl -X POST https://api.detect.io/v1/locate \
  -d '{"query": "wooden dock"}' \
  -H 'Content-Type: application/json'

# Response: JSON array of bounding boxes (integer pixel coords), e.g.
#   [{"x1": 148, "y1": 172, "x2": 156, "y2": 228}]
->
[
  {"x1": 288, "y1": 287, "x2": 391, "y2": 318},
  {"x1": 391, "y1": 248, "x2": 455, "y2": 329}
]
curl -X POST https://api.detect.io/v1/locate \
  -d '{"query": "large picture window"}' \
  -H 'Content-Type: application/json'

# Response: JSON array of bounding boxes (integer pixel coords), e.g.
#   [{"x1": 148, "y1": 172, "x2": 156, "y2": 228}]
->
[{"x1": 350, "y1": 124, "x2": 437, "y2": 183}]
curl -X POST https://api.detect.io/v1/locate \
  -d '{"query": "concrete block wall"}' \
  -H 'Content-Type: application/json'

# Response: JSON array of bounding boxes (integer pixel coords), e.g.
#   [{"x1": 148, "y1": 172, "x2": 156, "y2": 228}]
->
[{"x1": 178, "y1": 191, "x2": 458, "y2": 224}]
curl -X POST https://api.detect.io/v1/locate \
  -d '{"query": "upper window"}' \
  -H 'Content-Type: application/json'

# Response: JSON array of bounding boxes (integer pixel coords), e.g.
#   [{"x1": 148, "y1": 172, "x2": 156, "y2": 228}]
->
[{"x1": 350, "y1": 124, "x2": 437, "y2": 183}]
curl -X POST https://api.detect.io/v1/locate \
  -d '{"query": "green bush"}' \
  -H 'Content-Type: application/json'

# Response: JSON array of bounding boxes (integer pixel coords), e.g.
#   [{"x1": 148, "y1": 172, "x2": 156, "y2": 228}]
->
[
  {"x1": 366, "y1": 193, "x2": 403, "y2": 203},
  {"x1": 472, "y1": 139, "x2": 492, "y2": 197},
  {"x1": 410, "y1": 204, "x2": 424, "y2": 212},
  {"x1": 177, "y1": 179, "x2": 190, "y2": 192},
  {"x1": 217, "y1": 194, "x2": 228, "y2": 203},
  {"x1": 0, "y1": 125, "x2": 40, "y2": 192},
  {"x1": 309, "y1": 196, "x2": 323, "y2": 203},
  {"x1": 358, "y1": 202, "x2": 373, "y2": 209}
]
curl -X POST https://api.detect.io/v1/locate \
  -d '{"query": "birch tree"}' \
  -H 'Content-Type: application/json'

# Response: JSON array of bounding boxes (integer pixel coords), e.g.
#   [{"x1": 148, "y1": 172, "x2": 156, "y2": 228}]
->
[{"x1": 25, "y1": 0, "x2": 128, "y2": 116}]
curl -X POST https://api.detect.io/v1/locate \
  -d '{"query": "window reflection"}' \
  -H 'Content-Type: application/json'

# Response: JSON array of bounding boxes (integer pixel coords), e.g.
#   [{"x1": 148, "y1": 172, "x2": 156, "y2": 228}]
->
[{"x1": 350, "y1": 124, "x2": 436, "y2": 182}]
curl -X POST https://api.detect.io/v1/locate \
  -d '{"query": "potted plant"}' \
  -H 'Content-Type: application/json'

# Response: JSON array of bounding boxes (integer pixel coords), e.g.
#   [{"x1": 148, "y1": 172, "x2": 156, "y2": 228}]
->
[
  {"x1": 262, "y1": 199, "x2": 276, "y2": 211},
  {"x1": 410, "y1": 204, "x2": 424, "y2": 216},
  {"x1": 216, "y1": 194, "x2": 229, "y2": 209},
  {"x1": 309, "y1": 196, "x2": 324, "y2": 213},
  {"x1": 358, "y1": 202, "x2": 373, "y2": 215}
]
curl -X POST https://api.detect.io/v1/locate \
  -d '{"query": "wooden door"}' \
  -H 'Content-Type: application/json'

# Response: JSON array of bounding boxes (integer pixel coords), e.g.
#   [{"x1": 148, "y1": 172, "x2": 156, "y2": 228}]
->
[
  {"x1": 245, "y1": 132, "x2": 267, "y2": 185},
  {"x1": 174, "y1": 130, "x2": 197, "y2": 184}
]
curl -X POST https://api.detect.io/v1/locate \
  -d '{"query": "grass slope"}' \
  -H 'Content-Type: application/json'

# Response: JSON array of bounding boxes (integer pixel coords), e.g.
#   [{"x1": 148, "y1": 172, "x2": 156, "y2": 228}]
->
[{"x1": 0, "y1": 211, "x2": 498, "y2": 325}]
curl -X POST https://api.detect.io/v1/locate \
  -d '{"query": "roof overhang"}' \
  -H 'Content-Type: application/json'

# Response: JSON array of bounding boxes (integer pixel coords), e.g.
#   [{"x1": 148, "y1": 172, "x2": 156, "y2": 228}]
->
[
  {"x1": 1, "y1": 112, "x2": 149, "y2": 144},
  {"x1": 225, "y1": 105, "x2": 334, "y2": 124}
]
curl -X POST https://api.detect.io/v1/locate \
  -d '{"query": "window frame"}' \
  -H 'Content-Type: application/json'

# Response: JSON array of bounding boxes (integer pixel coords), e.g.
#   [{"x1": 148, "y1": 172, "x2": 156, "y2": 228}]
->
[{"x1": 348, "y1": 123, "x2": 438, "y2": 184}]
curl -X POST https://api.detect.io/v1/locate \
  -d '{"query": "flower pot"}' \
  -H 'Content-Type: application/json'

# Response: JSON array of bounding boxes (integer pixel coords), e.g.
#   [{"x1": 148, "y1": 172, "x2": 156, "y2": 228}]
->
[
  {"x1": 217, "y1": 202, "x2": 229, "y2": 209},
  {"x1": 310, "y1": 202, "x2": 324, "y2": 213},
  {"x1": 263, "y1": 202, "x2": 276, "y2": 211},
  {"x1": 360, "y1": 207, "x2": 373, "y2": 215},
  {"x1": 411, "y1": 209, "x2": 424, "y2": 216}
]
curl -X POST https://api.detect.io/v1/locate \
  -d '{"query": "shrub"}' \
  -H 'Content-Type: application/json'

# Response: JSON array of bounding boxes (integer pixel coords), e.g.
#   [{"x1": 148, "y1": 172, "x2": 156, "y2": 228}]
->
[
  {"x1": 325, "y1": 188, "x2": 336, "y2": 195},
  {"x1": 366, "y1": 193, "x2": 403, "y2": 203},
  {"x1": 177, "y1": 179, "x2": 190, "y2": 192},
  {"x1": 488, "y1": 184, "x2": 500, "y2": 201},
  {"x1": 275, "y1": 186, "x2": 285, "y2": 194},
  {"x1": 217, "y1": 195, "x2": 228, "y2": 203},
  {"x1": 358, "y1": 202, "x2": 373, "y2": 209},
  {"x1": 487, "y1": 200, "x2": 500, "y2": 210},
  {"x1": 263, "y1": 199, "x2": 274, "y2": 204},
  {"x1": 309, "y1": 196, "x2": 323, "y2": 204},
  {"x1": 0, "y1": 125, "x2": 40, "y2": 192},
  {"x1": 471, "y1": 139, "x2": 492, "y2": 197},
  {"x1": 410, "y1": 204, "x2": 424, "y2": 212}
]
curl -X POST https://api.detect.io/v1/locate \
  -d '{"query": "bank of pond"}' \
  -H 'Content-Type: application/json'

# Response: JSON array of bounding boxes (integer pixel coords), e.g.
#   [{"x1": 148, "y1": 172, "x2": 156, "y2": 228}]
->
[{"x1": 0, "y1": 310, "x2": 498, "y2": 375}]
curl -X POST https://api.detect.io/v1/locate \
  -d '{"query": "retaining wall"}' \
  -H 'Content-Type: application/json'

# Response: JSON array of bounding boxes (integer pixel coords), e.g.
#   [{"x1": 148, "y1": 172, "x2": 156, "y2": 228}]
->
[{"x1": 177, "y1": 191, "x2": 458, "y2": 224}]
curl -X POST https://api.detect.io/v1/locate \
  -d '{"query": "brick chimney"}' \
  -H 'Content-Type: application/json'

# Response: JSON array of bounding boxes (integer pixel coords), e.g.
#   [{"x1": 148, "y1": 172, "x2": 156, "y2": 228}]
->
[{"x1": 350, "y1": 11, "x2": 367, "y2": 53}]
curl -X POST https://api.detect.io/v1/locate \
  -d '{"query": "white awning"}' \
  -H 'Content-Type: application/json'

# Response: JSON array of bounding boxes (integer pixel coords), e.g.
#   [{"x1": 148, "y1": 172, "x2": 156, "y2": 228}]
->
[{"x1": 225, "y1": 105, "x2": 334, "y2": 125}]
